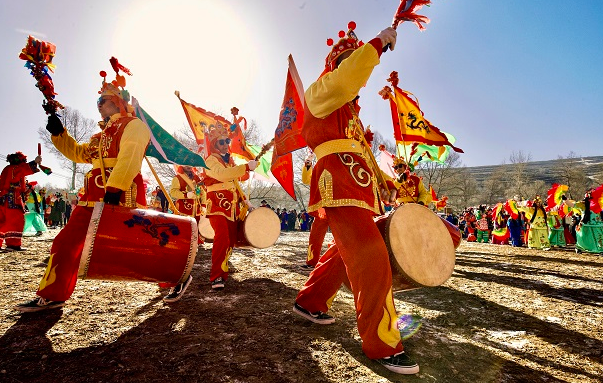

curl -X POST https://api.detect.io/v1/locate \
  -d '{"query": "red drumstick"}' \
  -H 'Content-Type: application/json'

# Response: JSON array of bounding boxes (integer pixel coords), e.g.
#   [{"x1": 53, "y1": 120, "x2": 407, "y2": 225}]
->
[{"x1": 38, "y1": 143, "x2": 42, "y2": 156}]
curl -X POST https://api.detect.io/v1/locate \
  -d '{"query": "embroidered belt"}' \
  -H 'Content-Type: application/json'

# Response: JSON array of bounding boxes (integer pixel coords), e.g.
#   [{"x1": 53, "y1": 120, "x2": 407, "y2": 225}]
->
[
  {"x1": 313, "y1": 139, "x2": 363, "y2": 161},
  {"x1": 92, "y1": 158, "x2": 118, "y2": 169},
  {"x1": 207, "y1": 181, "x2": 236, "y2": 192}
]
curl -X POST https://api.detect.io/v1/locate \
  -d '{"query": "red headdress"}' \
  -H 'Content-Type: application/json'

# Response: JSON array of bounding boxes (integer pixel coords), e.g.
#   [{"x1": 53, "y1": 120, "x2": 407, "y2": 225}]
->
[
  {"x1": 323, "y1": 21, "x2": 364, "y2": 75},
  {"x1": 98, "y1": 57, "x2": 134, "y2": 116},
  {"x1": 6, "y1": 152, "x2": 27, "y2": 165}
]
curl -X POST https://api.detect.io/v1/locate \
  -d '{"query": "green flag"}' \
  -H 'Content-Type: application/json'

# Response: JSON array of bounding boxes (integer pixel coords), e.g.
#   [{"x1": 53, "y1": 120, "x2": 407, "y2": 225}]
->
[{"x1": 132, "y1": 97, "x2": 208, "y2": 169}]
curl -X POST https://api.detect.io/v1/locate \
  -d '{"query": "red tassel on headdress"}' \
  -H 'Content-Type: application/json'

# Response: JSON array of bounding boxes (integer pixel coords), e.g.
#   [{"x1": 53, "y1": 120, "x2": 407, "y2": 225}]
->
[
  {"x1": 392, "y1": 0, "x2": 432, "y2": 31},
  {"x1": 109, "y1": 57, "x2": 132, "y2": 76}
]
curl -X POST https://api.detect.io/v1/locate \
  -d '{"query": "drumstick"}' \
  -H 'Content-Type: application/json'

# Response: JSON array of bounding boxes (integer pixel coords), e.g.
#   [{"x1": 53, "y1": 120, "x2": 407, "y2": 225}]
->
[{"x1": 38, "y1": 143, "x2": 42, "y2": 156}]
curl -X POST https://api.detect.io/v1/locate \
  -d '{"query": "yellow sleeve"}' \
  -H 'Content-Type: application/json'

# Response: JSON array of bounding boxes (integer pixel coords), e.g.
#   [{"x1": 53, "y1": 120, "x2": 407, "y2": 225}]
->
[
  {"x1": 301, "y1": 165, "x2": 313, "y2": 185},
  {"x1": 205, "y1": 155, "x2": 247, "y2": 182},
  {"x1": 51, "y1": 131, "x2": 92, "y2": 163},
  {"x1": 417, "y1": 181, "x2": 432, "y2": 205},
  {"x1": 106, "y1": 118, "x2": 150, "y2": 191},
  {"x1": 170, "y1": 177, "x2": 185, "y2": 199},
  {"x1": 305, "y1": 42, "x2": 380, "y2": 118}
]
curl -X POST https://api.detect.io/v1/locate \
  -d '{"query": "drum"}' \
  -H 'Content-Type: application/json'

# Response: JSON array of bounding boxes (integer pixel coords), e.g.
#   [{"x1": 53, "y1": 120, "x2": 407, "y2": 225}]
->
[
  {"x1": 235, "y1": 207, "x2": 281, "y2": 249},
  {"x1": 198, "y1": 215, "x2": 215, "y2": 242},
  {"x1": 375, "y1": 204, "x2": 456, "y2": 292},
  {"x1": 78, "y1": 203, "x2": 198, "y2": 284},
  {"x1": 440, "y1": 216, "x2": 462, "y2": 249}
]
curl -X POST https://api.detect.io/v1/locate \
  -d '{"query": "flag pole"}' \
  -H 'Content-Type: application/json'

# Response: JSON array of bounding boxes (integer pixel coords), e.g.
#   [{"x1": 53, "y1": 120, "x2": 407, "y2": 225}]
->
[{"x1": 144, "y1": 156, "x2": 182, "y2": 215}]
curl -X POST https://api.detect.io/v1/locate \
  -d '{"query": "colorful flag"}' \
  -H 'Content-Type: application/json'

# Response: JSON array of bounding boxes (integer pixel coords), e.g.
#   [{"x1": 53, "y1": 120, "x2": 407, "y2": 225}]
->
[
  {"x1": 546, "y1": 183, "x2": 568, "y2": 210},
  {"x1": 132, "y1": 98, "x2": 207, "y2": 168},
  {"x1": 271, "y1": 151, "x2": 296, "y2": 200},
  {"x1": 274, "y1": 55, "x2": 306, "y2": 156},
  {"x1": 504, "y1": 199, "x2": 519, "y2": 219},
  {"x1": 397, "y1": 132, "x2": 457, "y2": 167},
  {"x1": 175, "y1": 91, "x2": 231, "y2": 158},
  {"x1": 378, "y1": 149, "x2": 396, "y2": 178},
  {"x1": 381, "y1": 71, "x2": 463, "y2": 153}
]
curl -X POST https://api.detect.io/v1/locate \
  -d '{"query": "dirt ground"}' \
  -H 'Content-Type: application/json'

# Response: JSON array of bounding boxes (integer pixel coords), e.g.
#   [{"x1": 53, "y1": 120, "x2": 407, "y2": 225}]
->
[{"x1": 1, "y1": 228, "x2": 602, "y2": 383}]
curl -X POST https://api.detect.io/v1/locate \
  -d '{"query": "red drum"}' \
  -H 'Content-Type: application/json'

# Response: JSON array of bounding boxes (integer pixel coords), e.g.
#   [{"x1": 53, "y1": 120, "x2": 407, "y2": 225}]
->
[
  {"x1": 78, "y1": 203, "x2": 198, "y2": 284},
  {"x1": 198, "y1": 215, "x2": 215, "y2": 242},
  {"x1": 440, "y1": 217, "x2": 462, "y2": 249},
  {"x1": 375, "y1": 204, "x2": 456, "y2": 292},
  {"x1": 235, "y1": 207, "x2": 281, "y2": 249}
]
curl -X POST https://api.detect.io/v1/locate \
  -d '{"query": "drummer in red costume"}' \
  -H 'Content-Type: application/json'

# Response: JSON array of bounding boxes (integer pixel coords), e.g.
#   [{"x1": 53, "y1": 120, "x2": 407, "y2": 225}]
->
[
  {"x1": 204, "y1": 124, "x2": 257, "y2": 290},
  {"x1": 170, "y1": 165, "x2": 206, "y2": 222},
  {"x1": 15, "y1": 61, "x2": 191, "y2": 312},
  {"x1": 291, "y1": 22, "x2": 419, "y2": 374},
  {"x1": 0, "y1": 152, "x2": 42, "y2": 251},
  {"x1": 392, "y1": 157, "x2": 431, "y2": 205}
]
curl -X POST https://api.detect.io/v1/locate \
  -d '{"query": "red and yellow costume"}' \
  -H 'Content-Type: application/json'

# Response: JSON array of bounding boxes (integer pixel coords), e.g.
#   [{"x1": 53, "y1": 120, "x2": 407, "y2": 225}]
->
[
  {"x1": 204, "y1": 127, "x2": 250, "y2": 283},
  {"x1": 295, "y1": 31, "x2": 403, "y2": 359},
  {"x1": 37, "y1": 79, "x2": 150, "y2": 302},
  {"x1": 301, "y1": 161, "x2": 329, "y2": 267},
  {"x1": 394, "y1": 173, "x2": 431, "y2": 205},
  {"x1": 0, "y1": 154, "x2": 39, "y2": 248},
  {"x1": 170, "y1": 167, "x2": 206, "y2": 220}
]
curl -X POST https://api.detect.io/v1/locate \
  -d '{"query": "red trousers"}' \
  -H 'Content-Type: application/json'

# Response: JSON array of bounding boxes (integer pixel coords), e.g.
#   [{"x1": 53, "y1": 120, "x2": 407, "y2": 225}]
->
[
  {"x1": 306, "y1": 215, "x2": 329, "y2": 266},
  {"x1": 208, "y1": 215, "x2": 238, "y2": 282},
  {"x1": 37, "y1": 206, "x2": 92, "y2": 301},
  {"x1": 296, "y1": 206, "x2": 403, "y2": 359},
  {"x1": 0, "y1": 205, "x2": 25, "y2": 248}
]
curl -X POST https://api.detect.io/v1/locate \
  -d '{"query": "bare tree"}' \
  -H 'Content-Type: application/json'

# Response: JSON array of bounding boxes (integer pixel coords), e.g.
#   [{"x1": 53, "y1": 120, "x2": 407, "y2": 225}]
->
[
  {"x1": 37, "y1": 106, "x2": 97, "y2": 190},
  {"x1": 554, "y1": 152, "x2": 591, "y2": 199},
  {"x1": 507, "y1": 150, "x2": 533, "y2": 197}
]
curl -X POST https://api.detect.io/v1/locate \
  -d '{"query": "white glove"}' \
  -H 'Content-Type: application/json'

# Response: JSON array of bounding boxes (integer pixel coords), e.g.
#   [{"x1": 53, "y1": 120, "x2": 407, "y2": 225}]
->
[
  {"x1": 247, "y1": 160, "x2": 258, "y2": 171},
  {"x1": 35, "y1": 155, "x2": 43, "y2": 164},
  {"x1": 186, "y1": 191, "x2": 195, "y2": 198},
  {"x1": 377, "y1": 27, "x2": 397, "y2": 51}
]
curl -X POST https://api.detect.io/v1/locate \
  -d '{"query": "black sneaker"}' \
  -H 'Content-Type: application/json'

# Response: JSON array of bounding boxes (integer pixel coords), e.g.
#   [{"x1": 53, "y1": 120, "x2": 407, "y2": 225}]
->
[
  {"x1": 15, "y1": 297, "x2": 66, "y2": 313},
  {"x1": 376, "y1": 351, "x2": 420, "y2": 374},
  {"x1": 163, "y1": 275, "x2": 193, "y2": 303},
  {"x1": 298, "y1": 264, "x2": 315, "y2": 272},
  {"x1": 292, "y1": 302, "x2": 335, "y2": 325},
  {"x1": 211, "y1": 277, "x2": 225, "y2": 290}
]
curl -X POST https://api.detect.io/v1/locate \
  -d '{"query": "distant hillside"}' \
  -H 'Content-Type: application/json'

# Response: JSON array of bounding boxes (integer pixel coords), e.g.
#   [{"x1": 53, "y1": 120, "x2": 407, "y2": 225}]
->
[{"x1": 464, "y1": 156, "x2": 603, "y2": 186}]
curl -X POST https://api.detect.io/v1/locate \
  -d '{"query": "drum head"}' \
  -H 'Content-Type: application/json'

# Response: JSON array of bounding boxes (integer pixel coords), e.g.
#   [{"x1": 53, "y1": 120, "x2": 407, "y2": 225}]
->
[
  {"x1": 198, "y1": 216, "x2": 215, "y2": 240},
  {"x1": 386, "y1": 204, "x2": 455, "y2": 287},
  {"x1": 243, "y1": 207, "x2": 281, "y2": 248}
]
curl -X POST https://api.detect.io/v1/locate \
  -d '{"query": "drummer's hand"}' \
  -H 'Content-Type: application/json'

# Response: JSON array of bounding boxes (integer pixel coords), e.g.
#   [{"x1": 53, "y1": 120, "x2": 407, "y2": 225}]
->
[
  {"x1": 34, "y1": 155, "x2": 43, "y2": 164},
  {"x1": 103, "y1": 187, "x2": 123, "y2": 205},
  {"x1": 380, "y1": 188, "x2": 397, "y2": 204},
  {"x1": 186, "y1": 191, "x2": 195, "y2": 198},
  {"x1": 247, "y1": 160, "x2": 258, "y2": 171},
  {"x1": 377, "y1": 27, "x2": 397, "y2": 51}
]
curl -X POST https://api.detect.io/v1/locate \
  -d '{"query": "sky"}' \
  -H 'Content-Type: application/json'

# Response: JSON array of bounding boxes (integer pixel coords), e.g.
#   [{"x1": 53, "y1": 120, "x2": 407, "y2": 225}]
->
[{"x1": 1, "y1": 0, "x2": 602, "y2": 188}]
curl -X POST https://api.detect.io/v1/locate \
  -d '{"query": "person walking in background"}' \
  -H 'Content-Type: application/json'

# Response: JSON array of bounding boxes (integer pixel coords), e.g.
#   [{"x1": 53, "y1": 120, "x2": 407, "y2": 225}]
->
[{"x1": 0, "y1": 152, "x2": 42, "y2": 250}]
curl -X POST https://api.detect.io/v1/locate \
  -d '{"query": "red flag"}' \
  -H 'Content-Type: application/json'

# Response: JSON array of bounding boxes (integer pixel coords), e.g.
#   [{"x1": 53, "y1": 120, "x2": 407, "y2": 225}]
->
[
  {"x1": 274, "y1": 55, "x2": 306, "y2": 156},
  {"x1": 271, "y1": 151, "x2": 296, "y2": 200},
  {"x1": 229, "y1": 108, "x2": 255, "y2": 161}
]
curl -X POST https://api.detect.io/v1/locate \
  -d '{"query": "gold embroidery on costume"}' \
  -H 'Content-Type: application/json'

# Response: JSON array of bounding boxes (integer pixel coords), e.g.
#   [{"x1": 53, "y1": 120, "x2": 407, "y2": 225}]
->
[
  {"x1": 338, "y1": 153, "x2": 371, "y2": 187},
  {"x1": 221, "y1": 247, "x2": 233, "y2": 272},
  {"x1": 216, "y1": 192, "x2": 232, "y2": 210},
  {"x1": 378, "y1": 289, "x2": 402, "y2": 348},
  {"x1": 38, "y1": 253, "x2": 58, "y2": 291}
]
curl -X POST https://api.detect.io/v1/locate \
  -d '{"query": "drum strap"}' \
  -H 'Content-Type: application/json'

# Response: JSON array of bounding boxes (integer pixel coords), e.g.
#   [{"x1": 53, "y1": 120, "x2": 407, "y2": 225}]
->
[{"x1": 313, "y1": 139, "x2": 363, "y2": 161}]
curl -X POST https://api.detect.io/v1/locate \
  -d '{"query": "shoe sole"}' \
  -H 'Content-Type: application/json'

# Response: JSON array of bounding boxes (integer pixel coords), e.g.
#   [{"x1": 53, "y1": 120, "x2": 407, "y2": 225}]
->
[
  {"x1": 292, "y1": 305, "x2": 335, "y2": 325},
  {"x1": 163, "y1": 276, "x2": 193, "y2": 303},
  {"x1": 15, "y1": 302, "x2": 66, "y2": 313},
  {"x1": 379, "y1": 363, "x2": 420, "y2": 375}
]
